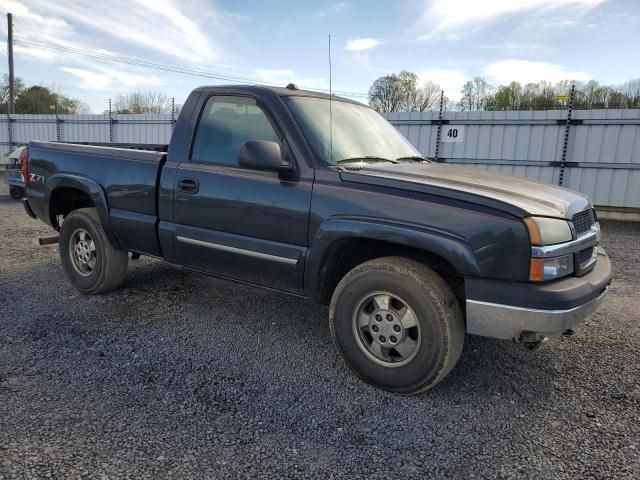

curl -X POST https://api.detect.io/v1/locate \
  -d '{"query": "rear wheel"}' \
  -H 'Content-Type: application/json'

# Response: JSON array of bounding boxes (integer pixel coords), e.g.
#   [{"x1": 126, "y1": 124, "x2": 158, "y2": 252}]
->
[
  {"x1": 329, "y1": 257, "x2": 464, "y2": 394},
  {"x1": 59, "y1": 208, "x2": 128, "y2": 294}
]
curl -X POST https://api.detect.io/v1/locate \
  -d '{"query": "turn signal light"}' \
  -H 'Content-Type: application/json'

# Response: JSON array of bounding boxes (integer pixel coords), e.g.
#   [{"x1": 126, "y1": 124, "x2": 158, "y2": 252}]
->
[
  {"x1": 529, "y1": 259, "x2": 544, "y2": 281},
  {"x1": 523, "y1": 217, "x2": 541, "y2": 245}
]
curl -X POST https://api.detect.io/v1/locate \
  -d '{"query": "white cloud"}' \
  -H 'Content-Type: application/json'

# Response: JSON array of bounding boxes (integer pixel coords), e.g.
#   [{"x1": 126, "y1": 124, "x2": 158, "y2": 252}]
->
[
  {"x1": 0, "y1": 0, "x2": 250, "y2": 103},
  {"x1": 419, "y1": 69, "x2": 468, "y2": 101},
  {"x1": 313, "y1": 2, "x2": 348, "y2": 17},
  {"x1": 479, "y1": 42, "x2": 559, "y2": 57},
  {"x1": 418, "y1": 0, "x2": 606, "y2": 32},
  {"x1": 61, "y1": 66, "x2": 164, "y2": 90},
  {"x1": 254, "y1": 69, "x2": 296, "y2": 83},
  {"x1": 345, "y1": 38, "x2": 382, "y2": 52},
  {"x1": 13, "y1": 44, "x2": 59, "y2": 60},
  {"x1": 253, "y1": 69, "x2": 327, "y2": 91},
  {"x1": 60, "y1": 68, "x2": 114, "y2": 90},
  {"x1": 482, "y1": 59, "x2": 591, "y2": 84},
  {"x1": 2, "y1": 0, "x2": 230, "y2": 64}
]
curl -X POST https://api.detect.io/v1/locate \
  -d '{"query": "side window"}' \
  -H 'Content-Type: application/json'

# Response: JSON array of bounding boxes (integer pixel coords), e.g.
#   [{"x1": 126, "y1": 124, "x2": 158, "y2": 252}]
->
[{"x1": 191, "y1": 96, "x2": 279, "y2": 166}]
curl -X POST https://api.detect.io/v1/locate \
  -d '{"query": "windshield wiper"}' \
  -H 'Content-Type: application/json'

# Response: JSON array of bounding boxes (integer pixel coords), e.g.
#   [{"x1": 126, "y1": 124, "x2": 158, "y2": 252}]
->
[
  {"x1": 395, "y1": 155, "x2": 431, "y2": 163},
  {"x1": 335, "y1": 156, "x2": 399, "y2": 165}
]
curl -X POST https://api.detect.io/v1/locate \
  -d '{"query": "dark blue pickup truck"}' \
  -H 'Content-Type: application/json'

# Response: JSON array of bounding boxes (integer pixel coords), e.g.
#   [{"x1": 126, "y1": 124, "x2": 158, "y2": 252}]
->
[{"x1": 21, "y1": 85, "x2": 611, "y2": 393}]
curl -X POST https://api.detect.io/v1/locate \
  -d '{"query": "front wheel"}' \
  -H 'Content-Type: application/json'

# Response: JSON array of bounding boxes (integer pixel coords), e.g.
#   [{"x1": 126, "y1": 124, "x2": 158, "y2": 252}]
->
[
  {"x1": 329, "y1": 257, "x2": 464, "y2": 394},
  {"x1": 59, "y1": 208, "x2": 128, "y2": 294}
]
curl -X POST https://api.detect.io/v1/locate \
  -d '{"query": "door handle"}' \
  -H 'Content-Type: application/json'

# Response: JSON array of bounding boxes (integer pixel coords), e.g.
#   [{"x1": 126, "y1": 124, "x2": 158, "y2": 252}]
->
[{"x1": 178, "y1": 177, "x2": 199, "y2": 194}]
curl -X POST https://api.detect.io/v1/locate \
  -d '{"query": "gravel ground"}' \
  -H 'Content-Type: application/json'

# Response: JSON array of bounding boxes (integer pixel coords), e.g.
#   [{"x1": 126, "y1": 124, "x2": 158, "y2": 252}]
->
[{"x1": 1, "y1": 173, "x2": 638, "y2": 479}]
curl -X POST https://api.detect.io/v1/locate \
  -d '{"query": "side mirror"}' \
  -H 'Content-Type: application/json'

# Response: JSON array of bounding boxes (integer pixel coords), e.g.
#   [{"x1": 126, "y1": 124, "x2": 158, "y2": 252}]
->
[{"x1": 238, "y1": 140, "x2": 293, "y2": 173}]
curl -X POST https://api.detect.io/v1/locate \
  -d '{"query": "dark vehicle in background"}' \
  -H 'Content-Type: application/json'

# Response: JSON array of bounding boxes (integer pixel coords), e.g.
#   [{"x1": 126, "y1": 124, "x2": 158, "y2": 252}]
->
[
  {"x1": 4, "y1": 146, "x2": 26, "y2": 199},
  {"x1": 20, "y1": 85, "x2": 612, "y2": 393}
]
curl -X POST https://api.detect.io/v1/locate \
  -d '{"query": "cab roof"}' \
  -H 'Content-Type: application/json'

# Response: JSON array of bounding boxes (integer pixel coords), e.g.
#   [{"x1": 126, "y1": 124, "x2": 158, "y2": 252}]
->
[{"x1": 193, "y1": 84, "x2": 367, "y2": 107}]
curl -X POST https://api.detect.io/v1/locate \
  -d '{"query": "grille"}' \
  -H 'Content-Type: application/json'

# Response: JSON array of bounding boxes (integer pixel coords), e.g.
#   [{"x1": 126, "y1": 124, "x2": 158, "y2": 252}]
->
[
  {"x1": 576, "y1": 246, "x2": 595, "y2": 267},
  {"x1": 572, "y1": 209, "x2": 595, "y2": 236}
]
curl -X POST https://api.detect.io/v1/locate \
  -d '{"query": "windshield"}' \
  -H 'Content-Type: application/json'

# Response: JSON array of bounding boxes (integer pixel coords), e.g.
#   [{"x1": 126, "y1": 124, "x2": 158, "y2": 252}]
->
[{"x1": 283, "y1": 96, "x2": 421, "y2": 165}]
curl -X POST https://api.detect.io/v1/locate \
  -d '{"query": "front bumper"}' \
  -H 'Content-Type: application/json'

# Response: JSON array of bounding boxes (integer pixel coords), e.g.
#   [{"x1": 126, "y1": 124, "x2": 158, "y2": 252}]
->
[{"x1": 466, "y1": 247, "x2": 612, "y2": 340}]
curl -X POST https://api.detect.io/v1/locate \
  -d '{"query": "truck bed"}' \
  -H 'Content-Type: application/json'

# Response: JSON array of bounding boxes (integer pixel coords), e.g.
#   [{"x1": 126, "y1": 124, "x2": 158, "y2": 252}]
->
[{"x1": 27, "y1": 141, "x2": 168, "y2": 256}]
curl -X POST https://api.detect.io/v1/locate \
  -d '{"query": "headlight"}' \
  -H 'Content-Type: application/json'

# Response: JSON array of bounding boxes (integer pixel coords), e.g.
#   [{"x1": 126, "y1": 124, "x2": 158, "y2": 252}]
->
[
  {"x1": 523, "y1": 217, "x2": 573, "y2": 245},
  {"x1": 529, "y1": 254, "x2": 574, "y2": 281},
  {"x1": 524, "y1": 217, "x2": 575, "y2": 281}
]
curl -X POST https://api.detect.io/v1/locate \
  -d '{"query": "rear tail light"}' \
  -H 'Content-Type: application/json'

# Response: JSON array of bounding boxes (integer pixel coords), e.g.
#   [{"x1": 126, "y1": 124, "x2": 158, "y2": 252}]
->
[{"x1": 20, "y1": 147, "x2": 29, "y2": 187}]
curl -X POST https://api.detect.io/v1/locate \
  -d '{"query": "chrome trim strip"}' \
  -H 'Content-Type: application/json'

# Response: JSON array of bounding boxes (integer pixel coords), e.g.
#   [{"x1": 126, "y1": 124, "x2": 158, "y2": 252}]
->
[
  {"x1": 176, "y1": 236, "x2": 299, "y2": 265},
  {"x1": 531, "y1": 223, "x2": 599, "y2": 258},
  {"x1": 466, "y1": 285, "x2": 609, "y2": 340}
]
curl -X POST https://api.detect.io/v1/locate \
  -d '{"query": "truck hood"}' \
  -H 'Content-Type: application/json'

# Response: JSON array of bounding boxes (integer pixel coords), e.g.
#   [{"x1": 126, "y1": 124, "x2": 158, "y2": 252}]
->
[{"x1": 345, "y1": 162, "x2": 590, "y2": 219}]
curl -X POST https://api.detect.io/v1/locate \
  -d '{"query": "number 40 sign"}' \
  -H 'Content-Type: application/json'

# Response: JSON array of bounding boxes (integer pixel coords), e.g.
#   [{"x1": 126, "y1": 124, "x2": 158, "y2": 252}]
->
[{"x1": 441, "y1": 125, "x2": 465, "y2": 143}]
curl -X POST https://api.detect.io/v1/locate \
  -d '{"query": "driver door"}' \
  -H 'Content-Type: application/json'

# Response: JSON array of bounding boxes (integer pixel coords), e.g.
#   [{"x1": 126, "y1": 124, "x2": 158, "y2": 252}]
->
[{"x1": 172, "y1": 95, "x2": 312, "y2": 294}]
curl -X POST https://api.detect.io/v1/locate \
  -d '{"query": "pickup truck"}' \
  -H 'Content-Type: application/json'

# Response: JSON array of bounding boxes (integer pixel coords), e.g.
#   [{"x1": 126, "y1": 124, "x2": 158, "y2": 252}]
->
[{"x1": 21, "y1": 84, "x2": 612, "y2": 394}]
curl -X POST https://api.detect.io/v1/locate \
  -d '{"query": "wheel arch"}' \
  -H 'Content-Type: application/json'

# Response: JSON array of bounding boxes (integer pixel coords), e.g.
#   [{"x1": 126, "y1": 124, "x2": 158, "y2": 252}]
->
[
  {"x1": 306, "y1": 217, "x2": 479, "y2": 305},
  {"x1": 46, "y1": 174, "x2": 120, "y2": 249}
]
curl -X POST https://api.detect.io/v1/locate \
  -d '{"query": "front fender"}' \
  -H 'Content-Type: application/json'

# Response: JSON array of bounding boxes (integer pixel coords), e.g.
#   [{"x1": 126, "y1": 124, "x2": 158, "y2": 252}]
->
[
  {"x1": 305, "y1": 216, "x2": 480, "y2": 300},
  {"x1": 45, "y1": 174, "x2": 120, "y2": 249}
]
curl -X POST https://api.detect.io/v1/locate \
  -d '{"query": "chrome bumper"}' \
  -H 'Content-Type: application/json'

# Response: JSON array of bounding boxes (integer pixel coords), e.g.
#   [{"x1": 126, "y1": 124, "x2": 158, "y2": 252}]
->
[{"x1": 466, "y1": 284, "x2": 609, "y2": 340}]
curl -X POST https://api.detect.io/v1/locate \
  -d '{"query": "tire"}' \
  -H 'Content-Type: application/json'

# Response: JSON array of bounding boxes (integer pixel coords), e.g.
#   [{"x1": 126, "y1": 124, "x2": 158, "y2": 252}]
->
[
  {"x1": 59, "y1": 208, "x2": 128, "y2": 294},
  {"x1": 9, "y1": 186, "x2": 24, "y2": 199},
  {"x1": 329, "y1": 257, "x2": 464, "y2": 394}
]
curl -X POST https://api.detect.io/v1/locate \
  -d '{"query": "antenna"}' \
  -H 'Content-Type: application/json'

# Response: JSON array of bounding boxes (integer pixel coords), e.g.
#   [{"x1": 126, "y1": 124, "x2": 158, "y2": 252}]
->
[{"x1": 328, "y1": 34, "x2": 333, "y2": 163}]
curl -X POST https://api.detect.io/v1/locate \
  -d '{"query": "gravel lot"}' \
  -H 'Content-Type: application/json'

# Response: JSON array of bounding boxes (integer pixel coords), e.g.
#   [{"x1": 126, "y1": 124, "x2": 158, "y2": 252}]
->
[{"x1": 1, "y1": 173, "x2": 638, "y2": 479}]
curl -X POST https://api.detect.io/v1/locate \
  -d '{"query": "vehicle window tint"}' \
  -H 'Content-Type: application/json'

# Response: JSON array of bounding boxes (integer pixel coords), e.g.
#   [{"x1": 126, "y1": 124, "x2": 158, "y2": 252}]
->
[{"x1": 191, "y1": 96, "x2": 279, "y2": 166}]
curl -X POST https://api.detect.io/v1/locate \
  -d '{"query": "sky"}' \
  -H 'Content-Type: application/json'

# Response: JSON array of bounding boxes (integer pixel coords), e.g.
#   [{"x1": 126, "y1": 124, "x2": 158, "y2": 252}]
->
[{"x1": 0, "y1": 0, "x2": 639, "y2": 112}]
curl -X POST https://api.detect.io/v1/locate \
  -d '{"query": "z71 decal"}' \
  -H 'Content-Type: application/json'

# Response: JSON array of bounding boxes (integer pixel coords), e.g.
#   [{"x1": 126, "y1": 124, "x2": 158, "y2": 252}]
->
[{"x1": 29, "y1": 173, "x2": 45, "y2": 184}]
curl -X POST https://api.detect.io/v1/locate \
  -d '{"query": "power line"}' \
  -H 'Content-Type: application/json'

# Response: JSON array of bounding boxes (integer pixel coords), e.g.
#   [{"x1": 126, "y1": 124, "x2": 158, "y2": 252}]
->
[{"x1": 14, "y1": 36, "x2": 370, "y2": 99}]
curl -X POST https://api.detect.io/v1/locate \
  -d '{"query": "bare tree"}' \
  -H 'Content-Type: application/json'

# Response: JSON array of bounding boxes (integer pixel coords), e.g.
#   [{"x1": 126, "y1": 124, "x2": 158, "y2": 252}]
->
[
  {"x1": 459, "y1": 77, "x2": 492, "y2": 111},
  {"x1": 368, "y1": 74, "x2": 403, "y2": 112},
  {"x1": 372, "y1": 74, "x2": 640, "y2": 112},
  {"x1": 459, "y1": 81, "x2": 474, "y2": 111},
  {"x1": 368, "y1": 71, "x2": 442, "y2": 112},
  {"x1": 620, "y1": 79, "x2": 640, "y2": 108},
  {"x1": 415, "y1": 80, "x2": 441, "y2": 111},
  {"x1": 0, "y1": 74, "x2": 25, "y2": 112},
  {"x1": 113, "y1": 90, "x2": 173, "y2": 114},
  {"x1": 473, "y1": 77, "x2": 491, "y2": 110}
]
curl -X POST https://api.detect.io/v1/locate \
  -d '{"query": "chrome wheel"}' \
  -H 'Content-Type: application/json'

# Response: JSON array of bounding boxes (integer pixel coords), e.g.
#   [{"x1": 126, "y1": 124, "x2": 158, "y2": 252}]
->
[
  {"x1": 69, "y1": 228, "x2": 97, "y2": 276},
  {"x1": 352, "y1": 291, "x2": 421, "y2": 367}
]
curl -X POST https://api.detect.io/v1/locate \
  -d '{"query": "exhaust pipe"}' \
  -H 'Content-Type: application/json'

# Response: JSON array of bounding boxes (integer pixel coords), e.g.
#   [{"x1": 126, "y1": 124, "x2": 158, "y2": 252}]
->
[{"x1": 38, "y1": 235, "x2": 59, "y2": 246}]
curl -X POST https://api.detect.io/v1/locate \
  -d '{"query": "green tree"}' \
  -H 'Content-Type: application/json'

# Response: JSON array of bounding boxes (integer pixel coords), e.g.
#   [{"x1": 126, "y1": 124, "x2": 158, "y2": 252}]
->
[
  {"x1": 488, "y1": 85, "x2": 513, "y2": 110},
  {"x1": 15, "y1": 86, "x2": 87, "y2": 114}
]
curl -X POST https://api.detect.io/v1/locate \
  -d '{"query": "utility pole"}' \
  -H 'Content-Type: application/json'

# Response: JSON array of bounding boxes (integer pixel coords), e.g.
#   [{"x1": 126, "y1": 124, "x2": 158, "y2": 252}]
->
[{"x1": 7, "y1": 13, "x2": 15, "y2": 114}]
